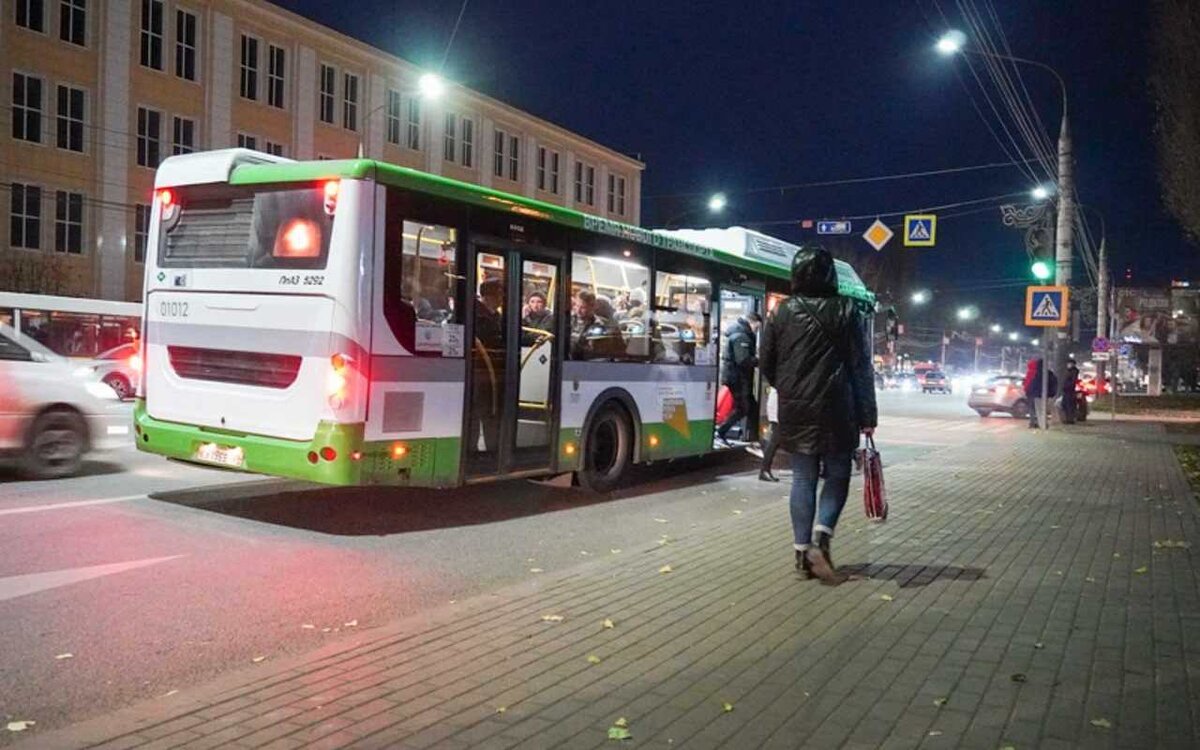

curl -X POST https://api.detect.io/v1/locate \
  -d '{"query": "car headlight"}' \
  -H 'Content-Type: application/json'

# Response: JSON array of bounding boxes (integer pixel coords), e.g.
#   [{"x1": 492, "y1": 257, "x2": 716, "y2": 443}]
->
[{"x1": 85, "y1": 381, "x2": 120, "y2": 400}]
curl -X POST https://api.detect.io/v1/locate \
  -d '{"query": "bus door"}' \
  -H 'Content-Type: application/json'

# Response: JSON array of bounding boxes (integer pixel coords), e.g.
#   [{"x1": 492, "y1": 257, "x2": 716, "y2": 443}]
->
[
  {"x1": 715, "y1": 287, "x2": 764, "y2": 444},
  {"x1": 464, "y1": 240, "x2": 563, "y2": 478}
]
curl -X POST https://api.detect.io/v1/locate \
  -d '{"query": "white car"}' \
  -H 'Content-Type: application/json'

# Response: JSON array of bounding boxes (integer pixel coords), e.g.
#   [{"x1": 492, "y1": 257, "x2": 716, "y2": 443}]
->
[
  {"x1": 75, "y1": 342, "x2": 142, "y2": 400},
  {"x1": 0, "y1": 324, "x2": 131, "y2": 478}
]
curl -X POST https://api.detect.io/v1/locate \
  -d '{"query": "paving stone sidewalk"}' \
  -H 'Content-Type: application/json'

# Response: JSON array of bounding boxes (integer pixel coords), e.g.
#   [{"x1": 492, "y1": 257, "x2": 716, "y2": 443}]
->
[{"x1": 17, "y1": 420, "x2": 1200, "y2": 750}]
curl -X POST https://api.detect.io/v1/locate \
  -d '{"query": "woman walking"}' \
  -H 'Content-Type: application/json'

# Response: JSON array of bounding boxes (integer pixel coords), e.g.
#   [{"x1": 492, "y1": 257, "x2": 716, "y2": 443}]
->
[{"x1": 760, "y1": 245, "x2": 878, "y2": 585}]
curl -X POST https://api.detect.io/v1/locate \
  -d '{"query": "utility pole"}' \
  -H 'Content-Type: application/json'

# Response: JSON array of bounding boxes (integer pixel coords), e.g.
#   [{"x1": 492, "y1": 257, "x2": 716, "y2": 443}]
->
[
  {"x1": 1053, "y1": 106, "x2": 1075, "y2": 382},
  {"x1": 941, "y1": 331, "x2": 948, "y2": 369},
  {"x1": 1096, "y1": 235, "x2": 1110, "y2": 385}
]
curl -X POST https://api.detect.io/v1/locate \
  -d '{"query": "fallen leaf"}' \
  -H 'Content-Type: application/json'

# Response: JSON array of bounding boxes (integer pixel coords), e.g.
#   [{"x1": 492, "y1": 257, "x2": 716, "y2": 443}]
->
[
  {"x1": 608, "y1": 727, "x2": 632, "y2": 741},
  {"x1": 928, "y1": 730, "x2": 943, "y2": 737},
  {"x1": 654, "y1": 518, "x2": 668, "y2": 524},
  {"x1": 880, "y1": 594, "x2": 894, "y2": 602},
  {"x1": 1154, "y1": 539, "x2": 1190, "y2": 549},
  {"x1": 1113, "y1": 552, "x2": 1121, "y2": 558},
  {"x1": 1134, "y1": 566, "x2": 1149, "y2": 575},
  {"x1": 722, "y1": 702, "x2": 734, "y2": 713},
  {"x1": 610, "y1": 549, "x2": 622, "y2": 554},
  {"x1": 1050, "y1": 525, "x2": 1061, "y2": 529},
  {"x1": 1010, "y1": 673, "x2": 1027, "y2": 683},
  {"x1": 527, "y1": 558, "x2": 536, "y2": 563},
  {"x1": 301, "y1": 624, "x2": 316, "y2": 630},
  {"x1": 343, "y1": 620, "x2": 358, "y2": 627},
  {"x1": 933, "y1": 697, "x2": 947, "y2": 707},
  {"x1": 322, "y1": 627, "x2": 332, "y2": 633},
  {"x1": 603, "y1": 618, "x2": 615, "y2": 629},
  {"x1": 541, "y1": 614, "x2": 564, "y2": 623},
  {"x1": 496, "y1": 706, "x2": 507, "y2": 714},
  {"x1": 732, "y1": 510, "x2": 743, "y2": 516},
  {"x1": 1034, "y1": 642, "x2": 1045, "y2": 650},
  {"x1": 6, "y1": 721, "x2": 35, "y2": 732},
  {"x1": 55, "y1": 653, "x2": 73, "y2": 660},
  {"x1": 162, "y1": 690, "x2": 179, "y2": 697},
  {"x1": 530, "y1": 568, "x2": 545, "y2": 573},
  {"x1": 587, "y1": 654, "x2": 602, "y2": 664},
  {"x1": 659, "y1": 565, "x2": 673, "y2": 574},
  {"x1": 580, "y1": 551, "x2": 590, "y2": 556},
  {"x1": 1085, "y1": 577, "x2": 1096, "y2": 583},
  {"x1": 740, "y1": 498, "x2": 749, "y2": 503},
  {"x1": 614, "y1": 718, "x2": 628, "y2": 728},
  {"x1": 252, "y1": 656, "x2": 266, "y2": 663},
  {"x1": 1090, "y1": 717, "x2": 1113, "y2": 729},
  {"x1": 999, "y1": 745, "x2": 1016, "y2": 750}
]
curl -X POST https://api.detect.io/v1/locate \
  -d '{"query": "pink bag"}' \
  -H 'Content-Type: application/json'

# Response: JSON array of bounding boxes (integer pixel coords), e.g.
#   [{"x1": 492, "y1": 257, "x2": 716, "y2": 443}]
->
[{"x1": 857, "y1": 436, "x2": 888, "y2": 522}]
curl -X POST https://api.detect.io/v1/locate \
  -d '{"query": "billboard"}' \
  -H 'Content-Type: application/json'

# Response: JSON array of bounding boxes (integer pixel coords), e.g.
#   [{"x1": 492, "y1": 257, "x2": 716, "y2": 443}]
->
[{"x1": 1115, "y1": 287, "x2": 1200, "y2": 345}]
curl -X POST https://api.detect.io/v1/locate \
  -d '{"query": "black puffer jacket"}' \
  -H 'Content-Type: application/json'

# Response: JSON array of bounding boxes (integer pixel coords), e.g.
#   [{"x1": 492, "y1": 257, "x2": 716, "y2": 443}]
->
[{"x1": 760, "y1": 247, "x2": 878, "y2": 455}]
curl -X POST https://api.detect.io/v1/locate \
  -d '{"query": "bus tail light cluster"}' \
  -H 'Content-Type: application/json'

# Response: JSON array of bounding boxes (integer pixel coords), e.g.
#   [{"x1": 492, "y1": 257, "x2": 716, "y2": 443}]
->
[
  {"x1": 323, "y1": 180, "x2": 340, "y2": 216},
  {"x1": 327, "y1": 353, "x2": 351, "y2": 409},
  {"x1": 158, "y1": 189, "x2": 180, "y2": 223}
]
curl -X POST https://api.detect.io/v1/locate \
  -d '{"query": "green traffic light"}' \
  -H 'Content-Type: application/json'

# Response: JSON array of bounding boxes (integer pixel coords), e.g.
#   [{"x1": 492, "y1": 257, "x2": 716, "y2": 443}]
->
[{"x1": 1031, "y1": 261, "x2": 1052, "y2": 281}]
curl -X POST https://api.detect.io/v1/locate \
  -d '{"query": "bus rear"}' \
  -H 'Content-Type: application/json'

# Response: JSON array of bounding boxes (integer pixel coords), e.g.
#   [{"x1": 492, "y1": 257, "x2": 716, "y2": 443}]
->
[{"x1": 136, "y1": 150, "x2": 371, "y2": 484}]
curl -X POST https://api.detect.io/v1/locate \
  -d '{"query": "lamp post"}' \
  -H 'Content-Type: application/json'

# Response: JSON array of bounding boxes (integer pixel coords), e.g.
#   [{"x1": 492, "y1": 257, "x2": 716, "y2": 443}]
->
[
  {"x1": 359, "y1": 72, "x2": 446, "y2": 157},
  {"x1": 661, "y1": 193, "x2": 728, "y2": 229},
  {"x1": 938, "y1": 31, "x2": 1074, "y2": 381}
]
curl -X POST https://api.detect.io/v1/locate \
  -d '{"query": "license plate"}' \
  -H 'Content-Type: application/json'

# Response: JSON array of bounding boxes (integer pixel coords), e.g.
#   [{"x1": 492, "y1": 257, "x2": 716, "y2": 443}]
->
[{"x1": 195, "y1": 442, "x2": 245, "y2": 468}]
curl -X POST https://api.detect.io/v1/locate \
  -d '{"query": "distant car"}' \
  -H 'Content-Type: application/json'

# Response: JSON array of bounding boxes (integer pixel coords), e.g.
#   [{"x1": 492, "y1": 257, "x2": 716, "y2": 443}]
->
[
  {"x1": 892, "y1": 373, "x2": 919, "y2": 392},
  {"x1": 968, "y1": 375, "x2": 1029, "y2": 418},
  {"x1": 75, "y1": 342, "x2": 141, "y2": 400},
  {"x1": 922, "y1": 370, "x2": 951, "y2": 394},
  {"x1": 0, "y1": 324, "x2": 130, "y2": 478}
]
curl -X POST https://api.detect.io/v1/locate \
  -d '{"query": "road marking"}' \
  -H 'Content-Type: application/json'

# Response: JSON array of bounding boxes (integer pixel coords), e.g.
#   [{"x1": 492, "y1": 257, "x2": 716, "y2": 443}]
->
[
  {"x1": 0, "y1": 555, "x2": 184, "y2": 603},
  {"x1": 0, "y1": 494, "x2": 145, "y2": 516}
]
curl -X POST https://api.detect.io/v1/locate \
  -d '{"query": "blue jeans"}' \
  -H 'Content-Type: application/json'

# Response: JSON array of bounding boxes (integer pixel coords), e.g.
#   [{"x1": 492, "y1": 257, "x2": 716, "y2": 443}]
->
[{"x1": 789, "y1": 451, "x2": 852, "y2": 550}]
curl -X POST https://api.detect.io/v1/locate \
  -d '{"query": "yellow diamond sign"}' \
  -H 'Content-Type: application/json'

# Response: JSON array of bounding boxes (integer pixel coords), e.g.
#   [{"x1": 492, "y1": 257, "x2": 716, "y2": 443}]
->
[{"x1": 863, "y1": 219, "x2": 893, "y2": 251}]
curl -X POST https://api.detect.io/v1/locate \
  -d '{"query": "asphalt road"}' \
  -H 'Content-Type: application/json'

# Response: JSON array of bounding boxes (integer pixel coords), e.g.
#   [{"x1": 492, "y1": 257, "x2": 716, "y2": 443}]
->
[{"x1": 0, "y1": 388, "x2": 1004, "y2": 739}]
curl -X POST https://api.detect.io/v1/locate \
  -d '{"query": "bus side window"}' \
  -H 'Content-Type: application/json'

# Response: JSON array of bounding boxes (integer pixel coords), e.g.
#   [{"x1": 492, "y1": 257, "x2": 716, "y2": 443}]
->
[
  {"x1": 382, "y1": 199, "x2": 462, "y2": 355},
  {"x1": 651, "y1": 271, "x2": 712, "y2": 365},
  {"x1": 569, "y1": 251, "x2": 650, "y2": 362}
]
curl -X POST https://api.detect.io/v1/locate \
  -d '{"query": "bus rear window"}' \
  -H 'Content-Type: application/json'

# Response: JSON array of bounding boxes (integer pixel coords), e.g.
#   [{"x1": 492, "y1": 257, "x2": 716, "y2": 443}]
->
[{"x1": 159, "y1": 183, "x2": 334, "y2": 269}]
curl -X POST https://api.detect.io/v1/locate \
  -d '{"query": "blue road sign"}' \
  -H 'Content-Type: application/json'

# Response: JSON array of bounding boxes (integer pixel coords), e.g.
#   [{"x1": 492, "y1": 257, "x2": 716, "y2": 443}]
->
[
  {"x1": 903, "y1": 214, "x2": 937, "y2": 246},
  {"x1": 817, "y1": 220, "x2": 852, "y2": 235},
  {"x1": 1119, "y1": 343, "x2": 1134, "y2": 358},
  {"x1": 1025, "y1": 285, "x2": 1070, "y2": 327}
]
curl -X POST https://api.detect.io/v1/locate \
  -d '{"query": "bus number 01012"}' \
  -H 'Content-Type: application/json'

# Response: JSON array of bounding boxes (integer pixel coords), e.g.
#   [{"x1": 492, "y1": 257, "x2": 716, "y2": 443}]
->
[{"x1": 159, "y1": 300, "x2": 189, "y2": 318}]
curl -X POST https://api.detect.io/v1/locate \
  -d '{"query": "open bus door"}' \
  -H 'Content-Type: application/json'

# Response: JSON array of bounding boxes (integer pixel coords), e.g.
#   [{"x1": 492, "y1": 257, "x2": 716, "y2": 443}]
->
[{"x1": 715, "y1": 286, "x2": 764, "y2": 446}]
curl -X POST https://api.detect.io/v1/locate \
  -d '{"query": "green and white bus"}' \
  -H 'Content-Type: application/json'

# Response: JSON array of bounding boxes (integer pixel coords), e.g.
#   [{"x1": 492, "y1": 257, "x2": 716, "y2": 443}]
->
[{"x1": 135, "y1": 149, "x2": 873, "y2": 490}]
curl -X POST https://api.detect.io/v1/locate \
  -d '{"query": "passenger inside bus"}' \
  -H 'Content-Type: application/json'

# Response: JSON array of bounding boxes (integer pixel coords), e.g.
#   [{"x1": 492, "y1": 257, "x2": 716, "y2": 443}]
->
[
  {"x1": 570, "y1": 288, "x2": 621, "y2": 360},
  {"x1": 472, "y1": 279, "x2": 506, "y2": 451},
  {"x1": 522, "y1": 291, "x2": 554, "y2": 332}
]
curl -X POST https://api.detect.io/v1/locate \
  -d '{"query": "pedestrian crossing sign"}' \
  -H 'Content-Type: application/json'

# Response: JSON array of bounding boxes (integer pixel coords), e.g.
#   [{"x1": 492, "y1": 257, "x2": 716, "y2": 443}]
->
[
  {"x1": 903, "y1": 214, "x2": 937, "y2": 247},
  {"x1": 1024, "y1": 285, "x2": 1070, "y2": 327}
]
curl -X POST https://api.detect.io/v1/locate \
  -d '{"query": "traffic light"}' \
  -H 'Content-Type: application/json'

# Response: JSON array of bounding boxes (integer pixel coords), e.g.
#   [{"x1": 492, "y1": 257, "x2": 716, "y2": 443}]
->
[
  {"x1": 885, "y1": 307, "x2": 899, "y2": 341},
  {"x1": 1031, "y1": 260, "x2": 1052, "y2": 281}
]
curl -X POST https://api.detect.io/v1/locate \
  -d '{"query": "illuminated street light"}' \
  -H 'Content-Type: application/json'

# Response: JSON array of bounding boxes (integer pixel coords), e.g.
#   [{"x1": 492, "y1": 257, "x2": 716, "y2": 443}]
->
[
  {"x1": 957, "y1": 306, "x2": 977, "y2": 321},
  {"x1": 935, "y1": 30, "x2": 967, "y2": 56},
  {"x1": 708, "y1": 193, "x2": 728, "y2": 213},
  {"x1": 1031, "y1": 185, "x2": 1053, "y2": 201},
  {"x1": 911, "y1": 290, "x2": 929, "y2": 304},
  {"x1": 1031, "y1": 338, "x2": 1040, "y2": 346},
  {"x1": 990, "y1": 323, "x2": 1003, "y2": 334},
  {"x1": 418, "y1": 72, "x2": 446, "y2": 100},
  {"x1": 1008, "y1": 332, "x2": 1020, "y2": 342}
]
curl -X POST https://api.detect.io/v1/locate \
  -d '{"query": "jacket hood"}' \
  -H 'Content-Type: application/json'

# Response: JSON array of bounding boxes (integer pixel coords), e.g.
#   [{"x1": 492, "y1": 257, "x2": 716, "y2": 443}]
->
[{"x1": 790, "y1": 246, "x2": 839, "y2": 297}]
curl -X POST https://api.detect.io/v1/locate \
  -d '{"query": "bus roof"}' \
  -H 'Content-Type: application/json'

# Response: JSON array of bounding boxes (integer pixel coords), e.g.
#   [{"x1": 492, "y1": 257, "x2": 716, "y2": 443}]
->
[{"x1": 192, "y1": 154, "x2": 874, "y2": 304}]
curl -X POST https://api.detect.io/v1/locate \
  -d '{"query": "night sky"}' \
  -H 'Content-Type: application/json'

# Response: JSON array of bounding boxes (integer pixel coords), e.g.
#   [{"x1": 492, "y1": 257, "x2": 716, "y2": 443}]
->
[{"x1": 278, "y1": 0, "x2": 1195, "y2": 332}]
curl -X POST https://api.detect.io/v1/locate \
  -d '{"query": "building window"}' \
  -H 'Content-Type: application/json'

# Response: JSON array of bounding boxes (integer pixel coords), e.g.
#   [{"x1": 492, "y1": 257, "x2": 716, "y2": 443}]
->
[
  {"x1": 136, "y1": 106, "x2": 161, "y2": 167},
  {"x1": 16, "y1": 0, "x2": 45, "y2": 32},
  {"x1": 172, "y1": 116, "x2": 194, "y2": 154},
  {"x1": 10, "y1": 183, "x2": 41, "y2": 250},
  {"x1": 607, "y1": 175, "x2": 626, "y2": 215},
  {"x1": 575, "y1": 161, "x2": 595, "y2": 206},
  {"x1": 342, "y1": 73, "x2": 358, "y2": 131},
  {"x1": 59, "y1": 0, "x2": 86, "y2": 45},
  {"x1": 56, "y1": 85, "x2": 84, "y2": 152},
  {"x1": 174, "y1": 9, "x2": 197, "y2": 81},
  {"x1": 134, "y1": 204, "x2": 150, "y2": 263},
  {"x1": 54, "y1": 190, "x2": 83, "y2": 254},
  {"x1": 493, "y1": 130, "x2": 504, "y2": 178},
  {"x1": 443, "y1": 112, "x2": 456, "y2": 162},
  {"x1": 140, "y1": 0, "x2": 164, "y2": 70},
  {"x1": 493, "y1": 129, "x2": 519, "y2": 180},
  {"x1": 318, "y1": 64, "x2": 335, "y2": 124},
  {"x1": 537, "y1": 147, "x2": 561, "y2": 193},
  {"x1": 236, "y1": 133, "x2": 257, "y2": 150},
  {"x1": 616, "y1": 176, "x2": 626, "y2": 215},
  {"x1": 12, "y1": 73, "x2": 43, "y2": 144},
  {"x1": 405, "y1": 97, "x2": 420, "y2": 150},
  {"x1": 267, "y1": 45, "x2": 285, "y2": 108},
  {"x1": 265, "y1": 141, "x2": 284, "y2": 156},
  {"x1": 385, "y1": 89, "x2": 401, "y2": 145},
  {"x1": 507, "y1": 135, "x2": 519, "y2": 181},
  {"x1": 460, "y1": 118, "x2": 473, "y2": 168},
  {"x1": 239, "y1": 34, "x2": 258, "y2": 100}
]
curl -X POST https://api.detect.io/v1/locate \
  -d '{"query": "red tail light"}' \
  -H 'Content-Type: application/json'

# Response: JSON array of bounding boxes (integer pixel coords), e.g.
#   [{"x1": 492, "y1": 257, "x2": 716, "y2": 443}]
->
[
  {"x1": 323, "y1": 180, "x2": 339, "y2": 215},
  {"x1": 157, "y1": 189, "x2": 175, "y2": 208}
]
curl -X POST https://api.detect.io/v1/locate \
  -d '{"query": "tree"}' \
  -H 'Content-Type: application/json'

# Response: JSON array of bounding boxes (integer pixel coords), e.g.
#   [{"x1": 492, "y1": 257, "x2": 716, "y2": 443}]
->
[
  {"x1": 0, "y1": 252, "x2": 70, "y2": 295},
  {"x1": 1150, "y1": 0, "x2": 1200, "y2": 245}
]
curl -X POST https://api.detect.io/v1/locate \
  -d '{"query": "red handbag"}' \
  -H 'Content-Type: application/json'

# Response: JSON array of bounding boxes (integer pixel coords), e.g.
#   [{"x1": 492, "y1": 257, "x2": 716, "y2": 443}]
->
[
  {"x1": 715, "y1": 385, "x2": 733, "y2": 425},
  {"x1": 857, "y1": 436, "x2": 888, "y2": 522}
]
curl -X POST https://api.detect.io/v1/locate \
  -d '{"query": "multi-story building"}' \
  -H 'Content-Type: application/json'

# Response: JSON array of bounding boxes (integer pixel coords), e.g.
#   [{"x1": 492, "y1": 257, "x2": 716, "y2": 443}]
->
[{"x1": 1, "y1": 0, "x2": 644, "y2": 301}]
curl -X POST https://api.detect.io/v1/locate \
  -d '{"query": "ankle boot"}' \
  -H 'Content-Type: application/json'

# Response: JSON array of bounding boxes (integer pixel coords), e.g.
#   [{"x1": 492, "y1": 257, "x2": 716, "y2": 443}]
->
[
  {"x1": 796, "y1": 550, "x2": 814, "y2": 579},
  {"x1": 815, "y1": 531, "x2": 834, "y2": 570},
  {"x1": 804, "y1": 548, "x2": 847, "y2": 586},
  {"x1": 759, "y1": 469, "x2": 780, "y2": 482}
]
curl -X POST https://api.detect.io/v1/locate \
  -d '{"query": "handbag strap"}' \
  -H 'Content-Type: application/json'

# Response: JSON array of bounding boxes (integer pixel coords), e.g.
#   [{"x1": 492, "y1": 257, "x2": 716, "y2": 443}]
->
[{"x1": 795, "y1": 295, "x2": 852, "y2": 374}]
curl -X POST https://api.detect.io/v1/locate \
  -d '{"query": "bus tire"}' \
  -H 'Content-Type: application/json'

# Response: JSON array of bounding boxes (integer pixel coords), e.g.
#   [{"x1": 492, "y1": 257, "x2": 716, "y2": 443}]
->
[
  {"x1": 22, "y1": 408, "x2": 88, "y2": 480},
  {"x1": 578, "y1": 403, "x2": 632, "y2": 493}
]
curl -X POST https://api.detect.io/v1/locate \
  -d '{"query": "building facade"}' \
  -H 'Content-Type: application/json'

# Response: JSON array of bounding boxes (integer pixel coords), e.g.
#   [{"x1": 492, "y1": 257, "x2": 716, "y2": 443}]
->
[{"x1": 1, "y1": 0, "x2": 644, "y2": 301}]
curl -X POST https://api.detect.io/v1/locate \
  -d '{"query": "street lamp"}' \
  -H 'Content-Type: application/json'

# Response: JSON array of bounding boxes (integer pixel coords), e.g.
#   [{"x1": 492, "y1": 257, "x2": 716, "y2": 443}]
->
[
  {"x1": 418, "y1": 72, "x2": 446, "y2": 100},
  {"x1": 911, "y1": 290, "x2": 930, "y2": 305},
  {"x1": 1031, "y1": 338, "x2": 1040, "y2": 347},
  {"x1": 990, "y1": 323, "x2": 1003, "y2": 334},
  {"x1": 1008, "y1": 332, "x2": 1020, "y2": 342},
  {"x1": 1030, "y1": 185, "x2": 1053, "y2": 201},
  {"x1": 661, "y1": 193, "x2": 728, "y2": 228},
  {"x1": 707, "y1": 193, "x2": 727, "y2": 213},
  {"x1": 957, "y1": 306, "x2": 977, "y2": 321},
  {"x1": 935, "y1": 30, "x2": 967, "y2": 56}
]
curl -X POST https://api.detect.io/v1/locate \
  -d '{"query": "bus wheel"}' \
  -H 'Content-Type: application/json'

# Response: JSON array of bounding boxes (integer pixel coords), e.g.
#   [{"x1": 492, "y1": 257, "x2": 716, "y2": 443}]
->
[{"x1": 579, "y1": 404, "x2": 632, "y2": 493}]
